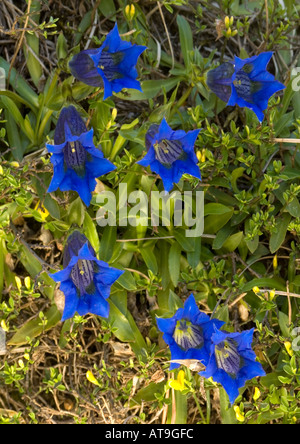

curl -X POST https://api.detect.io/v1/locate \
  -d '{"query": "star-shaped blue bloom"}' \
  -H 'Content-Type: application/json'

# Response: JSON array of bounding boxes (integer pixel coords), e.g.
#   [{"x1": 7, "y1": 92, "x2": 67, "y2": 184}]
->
[
  {"x1": 156, "y1": 294, "x2": 225, "y2": 370},
  {"x1": 69, "y1": 23, "x2": 147, "y2": 100},
  {"x1": 200, "y1": 328, "x2": 266, "y2": 404},
  {"x1": 51, "y1": 231, "x2": 124, "y2": 321},
  {"x1": 46, "y1": 105, "x2": 116, "y2": 207},
  {"x1": 138, "y1": 118, "x2": 201, "y2": 192},
  {"x1": 207, "y1": 52, "x2": 285, "y2": 121}
]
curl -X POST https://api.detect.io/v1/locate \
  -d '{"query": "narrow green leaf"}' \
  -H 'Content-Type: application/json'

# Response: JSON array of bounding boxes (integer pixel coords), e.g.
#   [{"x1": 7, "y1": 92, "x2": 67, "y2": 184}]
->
[
  {"x1": 140, "y1": 246, "x2": 158, "y2": 275},
  {"x1": 8, "y1": 305, "x2": 61, "y2": 346},
  {"x1": 169, "y1": 242, "x2": 181, "y2": 287},
  {"x1": 83, "y1": 212, "x2": 100, "y2": 254},
  {"x1": 99, "y1": 225, "x2": 117, "y2": 263},
  {"x1": 177, "y1": 15, "x2": 193, "y2": 68}
]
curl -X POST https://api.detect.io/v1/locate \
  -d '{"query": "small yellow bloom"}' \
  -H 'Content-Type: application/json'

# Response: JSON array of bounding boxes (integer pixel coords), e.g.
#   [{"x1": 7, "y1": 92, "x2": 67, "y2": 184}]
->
[
  {"x1": 125, "y1": 4, "x2": 136, "y2": 20},
  {"x1": 225, "y1": 28, "x2": 232, "y2": 38},
  {"x1": 284, "y1": 341, "x2": 294, "y2": 357},
  {"x1": 0, "y1": 165, "x2": 3, "y2": 175},
  {"x1": 15, "y1": 276, "x2": 22, "y2": 292},
  {"x1": 252, "y1": 286, "x2": 260, "y2": 294},
  {"x1": 24, "y1": 276, "x2": 31, "y2": 290},
  {"x1": 233, "y1": 405, "x2": 245, "y2": 422},
  {"x1": 34, "y1": 201, "x2": 49, "y2": 221},
  {"x1": 24, "y1": 353, "x2": 30, "y2": 361},
  {"x1": 10, "y1": 161, "x2": 20, "y2": 168},
  {"x1": 1, "y1": 320, "x2": 9, "y2": 332},
  {"x1": 86, "y1": 370, "x2": 100, "y2": 386},
  {"x1": 111, "y1": 108, "x2": 118, "y2": 121},
  {"x1": 229, "y1": 16, "x2": 234, "y2": 26},
  {"x1": 224, "y1": 16, "x2": 230, "y2": 29},
  {"x1": 253, "y1": 387, "x2": 261, "y2": 401},
  {"x1": 273, "y1": 254, "x2": 278, "y2": 270},
  {"x1": 168, "y1": 370, "x2": 186, "y2": 391},
  {"x1": 269, "y1": 290, "x2": 276, "y2": 300}
]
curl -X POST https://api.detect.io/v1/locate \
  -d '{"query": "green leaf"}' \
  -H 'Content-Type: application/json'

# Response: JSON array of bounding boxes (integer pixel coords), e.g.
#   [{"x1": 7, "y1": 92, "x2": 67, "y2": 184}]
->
[
  {"x1": 43, "y1": 194, "x2": 61, "y2": 220},
  {"x1": 213, "y1": 222, "x2": 236, "y2": 250},
  {"x1": 109, "y1": 292, "x2": 147, "y2": 357},
  {"x1": 8, "y1": 305, "x2": 61, "y2": 346},
  {"x1": 241, "y1": 277, "x2": 286, "y2": 292},
  {"x1": 204, "y1": 203, "x2": 233, "y2": 216},
  {"x1": 24, "y1": 0, "x2": 42, "y2": 88},
  {"x1": 83, "y1": 212, "x2": 100, "y2": 254},
  {"x1": 204, "y1": 209, "x2": 234, "y2": 234},
  {"x1": 140, "y1": 246, "x2": 158, "y2": 275},
  {"x1": 269, "y1": 213, "x2": 291, "y2": 253},
  {"x1": 117, "y1": 270, "x2": 137, "y2": 291},
  {"x1": 219, "y1": 388, "x2": 238, "y2": 424},
  {"x1": 67, "y1": 197, "x2": 85, "y2": 226},
  {"x1": 99, "y1": 225, "x2": 117, "y2": 263},
  {"x1": 278, "y1": 311, "x2": 290, "y2": 338},
  {"x1": 168, "y1": 242, "x2": 181, "y2": 287},
  {"x1": 133, "y1": 381, "x2": 165, "y2": 404},
  {"x1": 177, "y1": 15, "x2": 193, "y2": 69},
  {"x1": 222, "y1": 231, "x2": 243, "y2": 252},
  {"x1": 0, "y1": 57, "x2": 39, "y2": 109}
]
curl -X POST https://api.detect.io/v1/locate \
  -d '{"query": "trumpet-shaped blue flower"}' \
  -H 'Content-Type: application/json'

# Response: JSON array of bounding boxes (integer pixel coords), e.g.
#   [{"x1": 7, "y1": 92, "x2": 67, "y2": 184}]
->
[
  {"x1": 51, "y1": 231, "x2": 123, "y2": 321},
  {"x1": 207, "y1": 52, "x2": 285, "y2": 121},
  {"x1": 156, "y1": 294, "x2": 224, "y2": 370},
  {"x1": 200, "y1": 328, "x2": 266, "y2": 404},
  {"x1": 138, "y1": 119, "x2": 201, "y2": 192},
  {"x1": 69, "y1": 23, "x2": 146, "y2": 100},
  {"x1": 46, "y1": 106, "x2": 116, "y2": 207}
]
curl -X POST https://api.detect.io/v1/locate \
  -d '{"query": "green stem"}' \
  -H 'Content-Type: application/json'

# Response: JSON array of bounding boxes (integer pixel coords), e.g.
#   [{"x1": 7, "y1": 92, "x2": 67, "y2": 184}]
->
[
  {"x1": 169, "y1": 85, "x2": 193, "y2": 119},
  {"x1": 192, "y1": 392, "x2": 206, "y2": 424}
]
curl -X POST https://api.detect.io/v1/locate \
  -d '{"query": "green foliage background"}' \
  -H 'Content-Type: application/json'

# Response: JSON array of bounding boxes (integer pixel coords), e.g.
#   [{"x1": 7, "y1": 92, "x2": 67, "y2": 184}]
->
[{"x1": 0, "y1": 0, "x2": 300, "y2": 424}]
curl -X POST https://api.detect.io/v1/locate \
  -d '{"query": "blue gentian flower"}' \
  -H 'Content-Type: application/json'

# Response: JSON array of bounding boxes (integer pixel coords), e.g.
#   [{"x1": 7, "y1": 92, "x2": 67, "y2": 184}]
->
[
  {"x1": 46, "y1": 105, "x2": 116, "y2": 207},
  {"x1": 69, "y1": 23, "x2": 146, "y2": 100},
  {"x1": 200, "y1": 328, "x2": 266, "y2": 404},
  {"x1": 51, "y1": 231, "x2": 124, "y2": 321},
  {"x1": 207, "y1": 52, "x2": 285, "y2": 121},
  {"x1": 156, "y1": 294, "x2": 224, "y2": 370},
  {"x1": 138, "y1": 118, "x2": 201, "y2": 192}
]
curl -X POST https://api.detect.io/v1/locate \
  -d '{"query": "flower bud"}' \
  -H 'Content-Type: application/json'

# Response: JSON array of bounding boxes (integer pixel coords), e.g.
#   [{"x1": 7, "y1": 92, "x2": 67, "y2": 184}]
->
[
  {"x1": 125, "y1": 4, "x2": 136, "y2": 21},
  {"x1": 111, "y1": 108, "x2": 117, "y2": 121},
  {"x1": 233, "y1": 405, "x2": 245, "y2": 422},
  {"x1": 86, "y1": 370, "x2": 100, "y2": 386},
  {"x1": 273, "y1": 254, "x2": 278, "y2": 270},
  {"x1": 253, "y1": 387, "x2": 261, "y2": 401},
  {"x1": 224, "y1": 16, "x2": 230, "y2": 29}
]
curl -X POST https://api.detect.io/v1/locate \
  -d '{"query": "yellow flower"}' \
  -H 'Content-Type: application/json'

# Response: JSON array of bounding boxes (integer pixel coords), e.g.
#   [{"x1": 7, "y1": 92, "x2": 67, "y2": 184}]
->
[
  {"x1": 233, "y1": 405, "x2": 245, "y2": 422},
  {"x1": 168, "y1": 370, "x2": 186, "y2": 391},
  {"x1": 1, "y1": 320, "x2": 9, "y2": 332},
  {"x1": 15, "y1": 276, "x2": 22, "y2": 292},
  {"x1": 111, "y1": 108, "x2": 118, "y2": 121},
  {"x1": 252, "y1": 286, "x2": 260, "y2": 294},
  {"x1": 34, "y1": 201, "x2": 49, "y2": 221},
  {"x1": 273, "y1": 254, "x2": 278, "y2": 270},
  {"x1": 253, "y1": 387, "x2": 261, "y2": 401},
  {"x1": 24, "y1": 276, "x2": 31, "y2": 290},
  {"x1": 224, "y1": 16, "x2": 230, "y2": 29},
  {"x1": 284, "y1": 341, "x2": 294, "y2": 357},
  {"x1": 125, "y1": 4, "x2": 136, "y2": 20},
  {"x1": 86, "y1": 370, "x2": 100, "y2": 386},
  {"x1": 269, "y1": 290, "x2": 276, "y2": 300}
]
